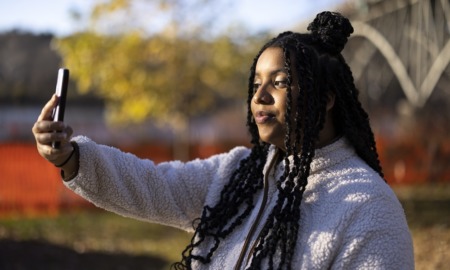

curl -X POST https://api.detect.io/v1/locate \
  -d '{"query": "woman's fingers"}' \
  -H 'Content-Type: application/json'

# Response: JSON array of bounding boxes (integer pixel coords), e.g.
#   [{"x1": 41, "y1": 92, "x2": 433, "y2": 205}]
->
[
  {"x1": 34, "y1": 125, "x2": 73, "y2": 164},
  {"x1": 32, "y1": 94, "x2": 75, "y2": 165},
  {"x1": 65, "y1": 125, "x2": 73, "y2": 138},
  {"x1": 37, "y1": 94, "x2": 58, "y2": 122},
  {"x1": 34, "y1": 127, "x2": 68, "y2": 144},
  {"x1": 32, "y1": 120, "x2": 64, "y2": 134},
  {"x1": 37, "y1": 139, "x2": 73, "y2": 165}
]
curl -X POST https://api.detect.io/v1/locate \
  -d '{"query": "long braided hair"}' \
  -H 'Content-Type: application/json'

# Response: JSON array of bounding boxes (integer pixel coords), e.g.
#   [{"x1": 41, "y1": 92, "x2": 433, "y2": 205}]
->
[{"x1": 172, "y1": 11, "x2": 384, "y2": 270}]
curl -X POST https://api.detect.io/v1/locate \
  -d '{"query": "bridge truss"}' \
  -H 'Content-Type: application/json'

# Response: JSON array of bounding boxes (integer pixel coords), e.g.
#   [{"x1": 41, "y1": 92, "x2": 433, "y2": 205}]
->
[{"x1": 343, "y1": 0, "x2": 449, "y2": 112}]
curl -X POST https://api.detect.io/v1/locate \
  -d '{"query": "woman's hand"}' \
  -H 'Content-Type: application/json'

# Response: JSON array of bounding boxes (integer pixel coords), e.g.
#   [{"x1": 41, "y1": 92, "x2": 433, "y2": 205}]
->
[{"x1": 32, "y1": 94, "x2": 74, "y2": 167}]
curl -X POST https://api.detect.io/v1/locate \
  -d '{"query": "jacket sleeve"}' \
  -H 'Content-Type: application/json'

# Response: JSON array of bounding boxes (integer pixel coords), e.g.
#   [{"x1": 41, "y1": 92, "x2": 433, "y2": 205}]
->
[{"x1": 63, "y1": 136, "x2": 250, "y2": 232}]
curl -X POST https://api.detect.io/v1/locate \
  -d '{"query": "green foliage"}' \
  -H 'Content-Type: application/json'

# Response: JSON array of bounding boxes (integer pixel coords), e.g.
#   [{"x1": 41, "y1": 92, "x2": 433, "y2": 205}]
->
[{"x1": 55, "y1": 0, "x2": 261, "y2": 127}]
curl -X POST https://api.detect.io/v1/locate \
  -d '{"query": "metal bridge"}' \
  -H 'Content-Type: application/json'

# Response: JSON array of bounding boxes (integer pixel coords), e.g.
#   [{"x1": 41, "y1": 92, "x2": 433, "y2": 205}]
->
[{"x1": 343, "y1": 0, "x2": 449, "y2": 111}]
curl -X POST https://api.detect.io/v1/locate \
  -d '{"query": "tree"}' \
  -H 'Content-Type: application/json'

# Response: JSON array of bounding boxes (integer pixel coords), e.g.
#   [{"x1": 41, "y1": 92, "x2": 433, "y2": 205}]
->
[{"x1": 55, "y1": 0, "x2": 264, "y2": 159}]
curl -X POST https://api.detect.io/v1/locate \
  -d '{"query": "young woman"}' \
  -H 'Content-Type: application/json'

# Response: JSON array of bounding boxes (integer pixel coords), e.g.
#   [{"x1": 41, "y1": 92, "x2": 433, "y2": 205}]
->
[{"x1": 32, "y1": 11, "x2": 414, "y2": 270}]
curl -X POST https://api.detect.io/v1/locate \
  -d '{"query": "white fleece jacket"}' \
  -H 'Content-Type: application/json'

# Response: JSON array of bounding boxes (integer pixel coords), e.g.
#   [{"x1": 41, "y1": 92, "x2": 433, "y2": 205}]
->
[{"x1": 64, "y1": 136, "x2": 414, "y2": 269}]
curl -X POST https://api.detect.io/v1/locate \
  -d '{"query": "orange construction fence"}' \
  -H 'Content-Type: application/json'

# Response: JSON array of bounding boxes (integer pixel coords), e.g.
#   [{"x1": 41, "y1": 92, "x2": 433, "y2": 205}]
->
[
  {"x1": 0, "y1": 142, "x2": 230, "y2": 217},
  {"x1": 1, "y1": 137, "x2": 449, "y2": 217},
  {"x1": 0, "y1": 143, "x2": 92, "y2": 217}
]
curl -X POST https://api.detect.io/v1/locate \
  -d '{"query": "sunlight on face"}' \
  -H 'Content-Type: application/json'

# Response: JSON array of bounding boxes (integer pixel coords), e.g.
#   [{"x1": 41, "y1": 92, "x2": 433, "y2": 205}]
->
[
  {"x1": 251, "y1": 47, "x2": 297, "y2": 150},
  {"x1": 251, "y1": 46, "x2": 337, "y2": 150}
]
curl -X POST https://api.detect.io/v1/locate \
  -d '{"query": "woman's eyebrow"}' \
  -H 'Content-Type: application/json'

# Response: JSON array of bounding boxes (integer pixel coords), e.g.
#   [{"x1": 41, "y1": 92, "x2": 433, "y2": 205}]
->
[{"x1": 255, "y1": 69, "x2": 287, "y2": 77}]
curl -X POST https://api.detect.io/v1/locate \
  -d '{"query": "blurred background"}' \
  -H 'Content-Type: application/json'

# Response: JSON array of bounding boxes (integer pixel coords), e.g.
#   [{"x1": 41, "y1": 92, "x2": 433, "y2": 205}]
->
[{"x1": 0, "y1": 0, "x2": 449, "y2": 269}]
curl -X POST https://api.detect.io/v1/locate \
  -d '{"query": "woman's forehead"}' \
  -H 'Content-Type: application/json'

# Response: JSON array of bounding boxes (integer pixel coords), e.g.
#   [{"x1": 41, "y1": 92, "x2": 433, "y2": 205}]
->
[
  {"x1": 255, "y1": 46, "x2": 301, "y2": 77},
  {"x1": 255, "y1": 47, "x2": 286, "y2": 73}
]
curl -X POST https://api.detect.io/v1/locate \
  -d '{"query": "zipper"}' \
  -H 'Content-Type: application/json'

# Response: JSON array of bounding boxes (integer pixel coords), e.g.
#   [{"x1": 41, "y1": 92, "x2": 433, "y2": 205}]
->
[{"x1": 234, "y1": 150, "x2": 279, "y2": 270}]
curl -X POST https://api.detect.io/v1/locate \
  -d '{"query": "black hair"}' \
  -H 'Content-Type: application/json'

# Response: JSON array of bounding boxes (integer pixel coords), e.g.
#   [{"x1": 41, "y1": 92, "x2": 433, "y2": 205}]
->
[{"x1": 172, "y1": 11, "x2": 383, "y2": 270}]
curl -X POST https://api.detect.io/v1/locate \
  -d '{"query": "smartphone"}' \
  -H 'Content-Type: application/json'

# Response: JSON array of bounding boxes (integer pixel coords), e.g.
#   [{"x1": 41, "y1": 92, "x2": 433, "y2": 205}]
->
[{"x1": 52, "y1": 68, "x2": 70, "y2": 148}]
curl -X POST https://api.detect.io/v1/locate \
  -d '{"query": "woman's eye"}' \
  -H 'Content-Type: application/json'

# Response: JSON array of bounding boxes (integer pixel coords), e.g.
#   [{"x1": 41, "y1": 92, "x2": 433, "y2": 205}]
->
[
  {"x1": 253, "y1": 82, "x2": 261, "y2": 92},
  {"x1": 274, "y1": 80, "x2": 288, "y2": 88}
]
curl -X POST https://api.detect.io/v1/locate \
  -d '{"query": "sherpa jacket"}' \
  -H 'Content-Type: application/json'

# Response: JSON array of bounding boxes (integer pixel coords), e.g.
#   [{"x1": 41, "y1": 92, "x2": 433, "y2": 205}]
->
[{"x1": 64, "y1": 136, "x2": 414, "y2": 269}]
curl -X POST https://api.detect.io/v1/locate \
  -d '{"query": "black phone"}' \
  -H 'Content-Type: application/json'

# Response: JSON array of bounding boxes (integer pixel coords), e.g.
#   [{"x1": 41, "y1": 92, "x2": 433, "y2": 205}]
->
[{"x1": 52, "y1": 68, "x2": 69, "y2": 148}]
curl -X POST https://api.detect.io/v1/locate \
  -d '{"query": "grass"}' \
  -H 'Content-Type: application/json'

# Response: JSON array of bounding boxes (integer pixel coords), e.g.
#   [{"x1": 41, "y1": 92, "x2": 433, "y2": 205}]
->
[
  {"x1": 0, "y1": 211, "x2": 192, "y2": 269},
  {"x1": 393, "y1": 184, "x2": 450, "y2": 270},
  {"x1": 1, "y1": 184, "x2": 449, "y2": 269}
]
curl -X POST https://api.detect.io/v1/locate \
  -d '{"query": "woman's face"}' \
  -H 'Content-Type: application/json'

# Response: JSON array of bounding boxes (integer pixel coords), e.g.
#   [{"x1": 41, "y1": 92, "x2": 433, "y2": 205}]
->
[
  {"x1": 251, "y1": 46, "x2": 337, "y2": 150},
  {"x1": 251, "y1": 47, "x2": 297, "y2": 151}
]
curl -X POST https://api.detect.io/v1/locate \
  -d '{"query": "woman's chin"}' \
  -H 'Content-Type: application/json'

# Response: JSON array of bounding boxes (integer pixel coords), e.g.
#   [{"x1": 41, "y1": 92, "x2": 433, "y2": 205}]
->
[{"x1": 257, "y1": 132, "x2": 284, "y2": 150}]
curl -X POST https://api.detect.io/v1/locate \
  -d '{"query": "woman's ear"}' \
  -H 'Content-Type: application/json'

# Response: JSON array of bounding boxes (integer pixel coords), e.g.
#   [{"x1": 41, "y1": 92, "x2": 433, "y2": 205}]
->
[{"x1": 326, "y1": 92, "x2": 336, "y2": 111}]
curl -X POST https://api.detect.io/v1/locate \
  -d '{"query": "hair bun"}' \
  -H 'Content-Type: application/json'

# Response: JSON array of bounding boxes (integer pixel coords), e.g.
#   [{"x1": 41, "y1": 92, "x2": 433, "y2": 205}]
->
[{"x1": 307, "y1": 11, "x2": 354, "y2": 54}]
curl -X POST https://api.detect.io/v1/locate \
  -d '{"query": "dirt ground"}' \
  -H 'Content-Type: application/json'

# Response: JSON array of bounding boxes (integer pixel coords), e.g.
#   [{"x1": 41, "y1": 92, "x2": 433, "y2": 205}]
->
[
  {"x1": 0, "y1": 184, "x2": 449, "y2": 270},
  {"x1": 0, "y1": 239, "x2": 167, "y2": 270},
  {"x1": 1, "y1": 227, "x2": 449, "y2": 270}
]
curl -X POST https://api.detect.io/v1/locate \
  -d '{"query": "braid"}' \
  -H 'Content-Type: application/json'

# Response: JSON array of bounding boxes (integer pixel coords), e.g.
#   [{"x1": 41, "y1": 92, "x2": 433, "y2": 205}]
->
[
  {"x1": 337, "y1": 57, "x2": 384, "y2": 177},
  {"x1": 307, "y1": 11, "x2": 383, "y2": 178},
  {"x1": 172, "y1": 38, "x2": 274, "y2": 270},
  {"x1": 172, "y1": 142, "x2": 270, "y2": 269},
  {"x1": 173, "y1": 12, "x2": 385, "y2": 269},
  {"x1": 317, "y1": 53, "x2": 384, "y2": 178},
  {"x1": 247, "y1": 39, "x2": 327, "y2": 269}
]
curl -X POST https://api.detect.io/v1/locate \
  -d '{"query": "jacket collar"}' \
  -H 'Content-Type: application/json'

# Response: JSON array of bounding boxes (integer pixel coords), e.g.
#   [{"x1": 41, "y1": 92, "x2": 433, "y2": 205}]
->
[
  {"x1": 311, "y1": 137, "x2": 354, "y2": 173},
  {"x1": 265, "y1": 137, "x2": 355, "y2": 177}
]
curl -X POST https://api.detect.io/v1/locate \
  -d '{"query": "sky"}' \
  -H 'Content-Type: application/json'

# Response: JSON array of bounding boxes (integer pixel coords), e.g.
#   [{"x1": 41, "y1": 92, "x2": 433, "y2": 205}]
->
[{"x1": 0, "y1": 0, "x2": 346, "y2": 36}]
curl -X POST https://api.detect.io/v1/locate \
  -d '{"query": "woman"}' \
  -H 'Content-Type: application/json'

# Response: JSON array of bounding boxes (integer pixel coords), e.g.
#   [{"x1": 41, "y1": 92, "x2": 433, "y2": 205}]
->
[{"x1": 32, "y1": 11, "x2": 414, "y2": 270}]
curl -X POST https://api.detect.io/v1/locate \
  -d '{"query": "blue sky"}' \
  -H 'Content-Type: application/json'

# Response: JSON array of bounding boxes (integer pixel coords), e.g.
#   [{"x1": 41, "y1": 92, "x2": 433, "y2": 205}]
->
[{"x1": 0, "y1": 0, "x2": 346, "y2": 36}]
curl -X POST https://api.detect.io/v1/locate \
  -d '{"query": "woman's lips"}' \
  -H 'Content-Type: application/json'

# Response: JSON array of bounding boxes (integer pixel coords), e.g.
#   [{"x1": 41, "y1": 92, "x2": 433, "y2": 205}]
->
[{"x1": 254, "y1": 111, "x2": 275, "y2": 124}]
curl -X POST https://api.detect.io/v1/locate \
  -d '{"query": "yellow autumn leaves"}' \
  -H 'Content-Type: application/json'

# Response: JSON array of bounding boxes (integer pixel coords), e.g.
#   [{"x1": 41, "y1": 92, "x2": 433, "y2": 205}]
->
[{"x1": 53, "y1": 0, "x2": 267, "y2": 128}]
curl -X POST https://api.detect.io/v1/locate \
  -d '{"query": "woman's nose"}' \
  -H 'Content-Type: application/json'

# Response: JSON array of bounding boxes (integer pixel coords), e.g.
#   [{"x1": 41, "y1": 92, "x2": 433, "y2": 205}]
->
[{"x1": 253, "y1": 86, "x2": 273, "y2": 104}]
